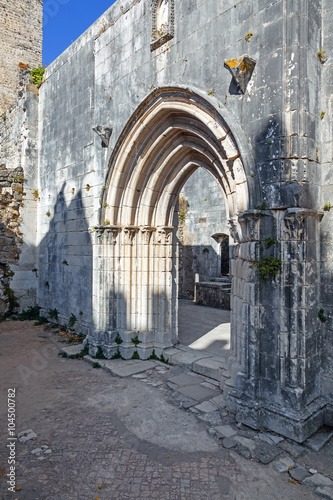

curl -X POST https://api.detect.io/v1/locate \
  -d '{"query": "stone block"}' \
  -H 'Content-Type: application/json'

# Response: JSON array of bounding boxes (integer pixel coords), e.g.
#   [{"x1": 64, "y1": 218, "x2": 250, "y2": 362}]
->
[
  {"x1": 192, "y1": 358, "x2": 225, "y2": 381},
  {"x1": 304, "y1": 430, "x2": 333, "y2": 452},
  {"x1": 303, "y1": 474, "x2": 333, "y2": 488},
  {"x1": 214, "y1": 425, "x2": 237, "y2": 438},
  {"x1": 273, "y1": 455, "x2": 295, "y2": 472},
  {"x1": 289, "y1": 467, "x2": 312, "y2": 482},
  {"x1": 177, "y1": 384, "x2": 220, "y2": 403},
  {"x1": 315, "y1": 486, "x2": 333, "y2": 499}
]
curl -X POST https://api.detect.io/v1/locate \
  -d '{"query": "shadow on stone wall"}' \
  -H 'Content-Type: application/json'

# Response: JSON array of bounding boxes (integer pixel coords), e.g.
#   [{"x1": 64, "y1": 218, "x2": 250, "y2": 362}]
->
[{"x1": 37, "y1": 183, "x2": 92, "y2": 334}]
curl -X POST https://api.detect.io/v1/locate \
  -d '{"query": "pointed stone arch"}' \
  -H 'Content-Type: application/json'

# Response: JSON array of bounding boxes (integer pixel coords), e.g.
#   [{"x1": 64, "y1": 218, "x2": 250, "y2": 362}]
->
[{"x1": 89, "y1": 87, "x2": 257, "y2": 375}]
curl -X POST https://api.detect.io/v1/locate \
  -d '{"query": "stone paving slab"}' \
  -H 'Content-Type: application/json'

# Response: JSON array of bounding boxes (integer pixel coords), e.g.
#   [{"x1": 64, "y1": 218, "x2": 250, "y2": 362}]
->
[
  {"x1": 167, "y1": 349, "x2": 212, "y2": 369},
  {"x1": 303, "y1": 474, "x2": 333, "y2": 487},
  {"x1": 304, "y1": 430, "x2": 333, "y2": 452},
  {"x1": 60, "y1": 344, "x2": 83, "y2": 356},
  {"x1": 192, "y1": 357, "x2": 226, "y2": 381},
  {"x1": 167, "y1": 372, "x2": 204, "y2": 386},
  {"x1": 84, "y1": 356, "x2": 157, "y2": 377},
  {"x1": 177, "y1": 383, "x2": 220, "y2": 402},
  {"x1": 316, "y1": 486, "x2": 333, "y2": 499}
]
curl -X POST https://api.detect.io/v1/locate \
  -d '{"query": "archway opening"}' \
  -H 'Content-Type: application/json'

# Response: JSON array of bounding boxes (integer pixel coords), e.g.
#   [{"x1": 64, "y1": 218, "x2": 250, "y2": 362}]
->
[
  {"x1": 177, "y1": 167, "x2": 231, "y2": 356},
  {"x1": 94, "y1": 88, "x2": 250, "y2": 362}
]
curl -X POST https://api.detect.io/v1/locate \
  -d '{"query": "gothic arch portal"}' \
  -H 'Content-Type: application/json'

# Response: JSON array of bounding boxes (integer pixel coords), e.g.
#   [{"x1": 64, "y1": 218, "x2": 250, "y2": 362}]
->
[{"x1": 89, "y1": 87, "x2": 255, "y2": 365}]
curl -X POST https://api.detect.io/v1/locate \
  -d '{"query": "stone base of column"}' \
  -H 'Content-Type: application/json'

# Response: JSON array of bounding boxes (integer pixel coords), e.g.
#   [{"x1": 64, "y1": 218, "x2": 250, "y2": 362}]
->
[
  {"x1": 228, "y1": 389, "x2": 333, "y2": 443},
  {"x1": 85, "y1": 329, "x2": 173, "y2": 360}
]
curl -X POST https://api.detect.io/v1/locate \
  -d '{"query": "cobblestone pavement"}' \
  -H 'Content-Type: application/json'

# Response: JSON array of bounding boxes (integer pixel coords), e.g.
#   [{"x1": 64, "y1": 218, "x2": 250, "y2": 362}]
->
[{"x1": 0, "y1": 320, "x2": 332, "y2": 499}]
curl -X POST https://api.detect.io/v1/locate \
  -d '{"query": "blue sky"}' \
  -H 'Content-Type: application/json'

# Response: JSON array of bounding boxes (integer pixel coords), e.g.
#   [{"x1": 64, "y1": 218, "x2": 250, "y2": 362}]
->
[{"x1": 43, "y1": 0, "x2": 116, "y2": 66}]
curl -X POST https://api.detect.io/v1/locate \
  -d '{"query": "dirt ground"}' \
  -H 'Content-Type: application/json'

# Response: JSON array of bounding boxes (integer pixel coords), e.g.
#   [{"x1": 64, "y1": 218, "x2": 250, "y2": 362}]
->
[{"x1": 0, "y1": 320, "x2": 332, "y2": 499}]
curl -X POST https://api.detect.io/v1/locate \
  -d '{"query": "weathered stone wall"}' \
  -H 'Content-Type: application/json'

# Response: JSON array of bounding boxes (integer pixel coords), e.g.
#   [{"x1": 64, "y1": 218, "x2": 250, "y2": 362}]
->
[
  {"x1": 178, "y1": 168, "x2": 229, "y2": 300},
  {"x1": 37, "y1": 0, "x2": 290, "y2": 326},
  {"x1": 320, "y1": 0, "x2": 333, "y2": 395},
  {"x1": 34, "y1": 0, "x2": 333, "y2": 439},
  {"x1": 0, "y1": 76, "x2": 39, "y2": 315},
  {"x1": 0, "y1": 0, "x2": 43, "y2": 115}
]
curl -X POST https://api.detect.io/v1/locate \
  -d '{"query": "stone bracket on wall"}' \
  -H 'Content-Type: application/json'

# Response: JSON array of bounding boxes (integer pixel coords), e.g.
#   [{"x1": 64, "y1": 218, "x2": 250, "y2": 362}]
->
[
  {"x1": 92, "y1": 125, "x2": 113, "y2": 147},
  {"x1": 224, "y1": 56, "x2": 256, "y2": 94}
]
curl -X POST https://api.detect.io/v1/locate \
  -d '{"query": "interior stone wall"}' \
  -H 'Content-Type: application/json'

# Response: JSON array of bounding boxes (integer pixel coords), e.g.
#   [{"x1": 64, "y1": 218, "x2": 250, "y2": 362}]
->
[{"x1": 178, "y1": 168, "x2": 229, "y2": 300}]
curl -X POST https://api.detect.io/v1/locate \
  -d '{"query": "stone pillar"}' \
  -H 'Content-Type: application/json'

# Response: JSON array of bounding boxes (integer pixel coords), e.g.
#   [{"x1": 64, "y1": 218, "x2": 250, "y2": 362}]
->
[
  {"x1": 89, "y1": 225, "x2": 121, "y2": 355},
  {"x1": 229, "y1": 208, "x2": 326, "y2": 442}
]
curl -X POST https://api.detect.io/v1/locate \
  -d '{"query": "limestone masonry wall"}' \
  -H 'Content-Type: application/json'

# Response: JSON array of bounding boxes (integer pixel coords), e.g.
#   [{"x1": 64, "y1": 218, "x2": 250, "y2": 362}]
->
[
  {"x1": 0, "y1": 0, "x2": 43, "y2": 115},
  {"x1": 1, "y1": 0, "x2": 330, "y2": 440},
  {"x1": 0, "y1": 76, "x2": 39, "y2": 314}
]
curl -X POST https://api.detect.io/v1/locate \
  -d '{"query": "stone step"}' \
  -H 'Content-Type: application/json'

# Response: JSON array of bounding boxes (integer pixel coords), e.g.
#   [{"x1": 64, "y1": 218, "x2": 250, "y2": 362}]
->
[{"x1": 211, "y1": 277, "x2": 231, "y2": 283}]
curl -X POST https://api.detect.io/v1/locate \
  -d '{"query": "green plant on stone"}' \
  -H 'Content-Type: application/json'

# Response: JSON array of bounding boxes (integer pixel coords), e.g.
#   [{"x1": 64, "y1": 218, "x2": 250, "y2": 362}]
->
[
  {"x1": 48, "y1": 308, "x2": 59, "y2": 321},
  {"x1": 264, "y1": 238, "x2": 278, "y2": 249},
  {"x1": 159, "y1": 353, "x2": 169, "y2": 364},
  {"x1": 46, "y1": 210, "x2": 51, "y2": 217},
  {"x1": 34, "y1": 316, "x2": 48, "y2": 326},
  {"x1": 32, "y1": 189, "x2": 40, "y2": 201},
  {"x1": 317, "y1": 50, "x2": 328, "y2": 64},
  {"x1": 112, "y1": 348, "x2": 124, "y2": 359},
  {"x1": 178, "y1": 196, "x2": 189, "y2": 224},
  {"x1": 103, "y1": 219, "x2": 110, "y2": 226},
  {"x1": 256, "y1": 256, "x2": 282, "y2": 281},
  {"x1": 68, "y1": 313, "x2": 77, "y2": 328},
  {"x1": 318, "y1": 309, "x2": 327, "y2": 323},
  {"x1": 256, "y1": 202, "x2": 267, "y2": 210},
  {"x1": 95, "y1": 346, "x2": 106, "y2": 359},
  {"x1": 30, "y1": 66, "x2": 46, "y2": 87},
  {"x1": 80, "y1": 343, "x2": 89, "y2": 357},
  {"x1": 115, "y1": 333, "x2": 123, "y2": 345},
  {"x1": 132, "y1": 351, "x2": 140, "y2": 360},
  {"x1": 245, "y1": 31, "x2": 253, "y2": 43},
  {"x1": 148, "y1": 349, "x2": 159, "y2": 360},
  {"x1": 320, "y1": 111, "x2": 326, "y2": 120},
  {"x1": 93, "y1": 362, "x2": 101, "y2": 369},
  {"x1": 323, "y1": 203, "x2": 332, "y2": 212},
  {"x1": 131, "y1": 335, "x2": 142, "y2": 346},
  {"x1": 18, "y1": 306, "x2": 41, "y2": 321}
]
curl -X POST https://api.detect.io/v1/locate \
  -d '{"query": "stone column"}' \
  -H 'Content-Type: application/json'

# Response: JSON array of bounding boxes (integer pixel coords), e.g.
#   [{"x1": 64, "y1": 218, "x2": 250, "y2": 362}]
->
[
  {"x1": 89, "y1": 225, "x2": 121, "y2": 354},
  {"x1": 155, "y1": 226, "x2": 175, "y2": 347},
  {"x1": 229, "y1": 208, "x2": 325, "y2": 442}
]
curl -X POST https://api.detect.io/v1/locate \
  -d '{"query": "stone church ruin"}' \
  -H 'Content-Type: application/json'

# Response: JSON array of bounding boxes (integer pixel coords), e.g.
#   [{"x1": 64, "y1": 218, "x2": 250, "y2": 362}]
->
[{"x1": 0, "y1": 0, "x2": 332, "y2": 443}]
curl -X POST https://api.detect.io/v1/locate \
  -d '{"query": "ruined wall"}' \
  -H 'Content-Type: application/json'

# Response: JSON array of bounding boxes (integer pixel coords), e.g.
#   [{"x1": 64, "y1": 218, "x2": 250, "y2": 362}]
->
[
  {"x1": 38, "y1": 0, "x2": 293, "y2": 327},
  {"x1": 0, "y1": 76, "x2": 39, "y2": 315},
  {"x1": 0, "y1": 0, "x2": 43, "y2": 115},
  {"x1": 320, "y1": 0, "x2": 333, "y2": 395},
  {"x1": 178, "y1": 168, "x2": 229, "y2": 300},
  {"x1": 36, "y1": 0, "x2": 332, "y2": 414}
]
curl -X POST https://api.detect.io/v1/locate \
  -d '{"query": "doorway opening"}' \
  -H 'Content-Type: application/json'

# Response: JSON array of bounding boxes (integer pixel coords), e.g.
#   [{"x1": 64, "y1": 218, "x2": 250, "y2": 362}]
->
[{"x1": 177, "y1": 167, "x2": 231, "y2": 357}]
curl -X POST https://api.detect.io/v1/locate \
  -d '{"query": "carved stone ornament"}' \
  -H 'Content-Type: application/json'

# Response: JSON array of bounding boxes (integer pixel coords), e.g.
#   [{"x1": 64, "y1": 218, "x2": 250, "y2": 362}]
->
[
  {"x1": 156, "y1": 226, "x2": 173, "y2": 244},
  {"x1": 224, "y1": 55, "x2": 256, "y2": 94},
  {"x1": 123, "y1": 226, "x2": 139, "y2": 244},
  {"x1": 92, "y1": 125, "x2": 113, "y2": 147},
  {"x1": 282, "y1": 208, "x2": 323, "y2": 241},
  {"x1": 151, "y1": 0, "x2": 175, "y2": 51}
]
